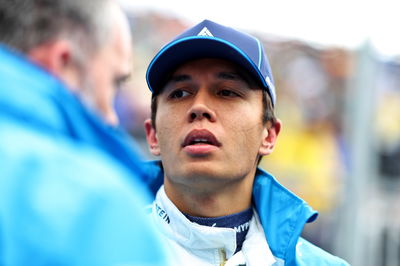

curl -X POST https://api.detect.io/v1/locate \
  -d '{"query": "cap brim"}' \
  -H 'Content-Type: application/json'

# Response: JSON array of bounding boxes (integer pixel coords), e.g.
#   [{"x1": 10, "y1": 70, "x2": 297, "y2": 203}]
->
[{"x1": 146, "y1": 36, "x2": 268, "y2": 94}]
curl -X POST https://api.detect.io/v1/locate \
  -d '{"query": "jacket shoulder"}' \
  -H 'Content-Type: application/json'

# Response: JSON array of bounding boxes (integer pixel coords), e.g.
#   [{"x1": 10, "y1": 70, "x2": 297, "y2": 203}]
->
[
  {"x1": 295, "y1": 238, "x2": 350, "y2": 266},
  {"x1": 0, "y1": 121, "x2": 167, "y2": 265}
]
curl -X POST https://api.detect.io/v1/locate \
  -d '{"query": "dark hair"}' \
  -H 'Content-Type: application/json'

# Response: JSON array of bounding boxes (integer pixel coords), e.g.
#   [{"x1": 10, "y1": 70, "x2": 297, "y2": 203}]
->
[{"x1": 0, "y1": 0, "x2": 111, "y2": 59}]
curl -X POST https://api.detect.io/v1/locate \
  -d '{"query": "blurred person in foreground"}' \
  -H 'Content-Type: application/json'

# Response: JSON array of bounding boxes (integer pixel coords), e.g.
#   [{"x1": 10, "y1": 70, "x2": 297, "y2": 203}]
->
[
  {"x1": 143, "y1": 19, "x2": 349, "y2": 265},
  {"x1": 0, "y1": 0, "x2": 167, "y2": 265}
]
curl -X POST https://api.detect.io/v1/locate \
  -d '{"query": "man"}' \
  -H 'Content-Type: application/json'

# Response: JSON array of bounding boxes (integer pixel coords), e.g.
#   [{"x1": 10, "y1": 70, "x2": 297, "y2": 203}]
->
[
  {"x1": 0, "y1": 0, "x2": 167, "y2": 265},
  {"x1": 144, "y1": 20, "x2": 349, "y2": 265}
]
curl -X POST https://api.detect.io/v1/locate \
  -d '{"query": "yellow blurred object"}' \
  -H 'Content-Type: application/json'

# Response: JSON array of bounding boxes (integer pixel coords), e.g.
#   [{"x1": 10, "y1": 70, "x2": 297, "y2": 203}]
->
[{"x1": 376, "y1": 92, "x2": 400, "y2": 147}]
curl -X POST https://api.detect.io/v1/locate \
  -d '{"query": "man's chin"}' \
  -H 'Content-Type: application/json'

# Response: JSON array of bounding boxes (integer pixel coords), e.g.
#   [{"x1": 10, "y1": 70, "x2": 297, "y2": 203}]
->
[{"x1": 177, "y1": 164, "x2": 234, "y2": 184}]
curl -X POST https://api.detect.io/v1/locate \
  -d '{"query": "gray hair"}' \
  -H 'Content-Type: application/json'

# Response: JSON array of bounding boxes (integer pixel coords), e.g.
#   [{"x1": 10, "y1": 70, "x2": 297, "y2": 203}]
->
[{"x1": 0, "y1": 0, "x2": 113, "y2": 62}]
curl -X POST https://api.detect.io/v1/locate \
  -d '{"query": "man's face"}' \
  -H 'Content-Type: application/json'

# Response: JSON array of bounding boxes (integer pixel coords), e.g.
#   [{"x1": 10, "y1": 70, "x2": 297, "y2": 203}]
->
[
  {"x1": 146, "y1": 58, "x2": 278, "y2": 189},
  {"x1": 80, "y1": 7, "x2": 132, "y2": 125}
]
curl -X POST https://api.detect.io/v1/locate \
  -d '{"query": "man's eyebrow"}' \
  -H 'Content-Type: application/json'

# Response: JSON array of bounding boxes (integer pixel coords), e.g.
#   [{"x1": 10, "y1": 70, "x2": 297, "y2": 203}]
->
[{"x1": 169, "y1": 74, "x2": 192, "y2": 83}]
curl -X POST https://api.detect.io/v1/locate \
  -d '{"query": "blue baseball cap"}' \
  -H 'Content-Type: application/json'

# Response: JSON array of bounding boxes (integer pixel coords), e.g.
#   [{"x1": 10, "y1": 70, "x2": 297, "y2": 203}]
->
[{"x1": 146, "y1": 19, "x2": 276, "y2": 106}]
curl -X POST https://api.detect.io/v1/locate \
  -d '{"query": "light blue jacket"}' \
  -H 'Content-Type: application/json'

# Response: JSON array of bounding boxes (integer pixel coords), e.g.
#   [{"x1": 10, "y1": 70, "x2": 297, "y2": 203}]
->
[
  {"x1": 0, "y1": 45, "x2": 167, "y2": 266},
  {"x1": 144, "y1": 161, "x2": 350, "y2": 265}
]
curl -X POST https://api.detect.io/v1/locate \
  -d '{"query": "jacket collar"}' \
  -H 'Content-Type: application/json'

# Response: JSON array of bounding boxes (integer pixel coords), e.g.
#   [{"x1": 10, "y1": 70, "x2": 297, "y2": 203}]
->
[
  {"x1": 253, "y1": 168, "x2": 318, "y2": 264},
  {"x1": 144, "y1": 160, "x2": 318, "y2": 263}
]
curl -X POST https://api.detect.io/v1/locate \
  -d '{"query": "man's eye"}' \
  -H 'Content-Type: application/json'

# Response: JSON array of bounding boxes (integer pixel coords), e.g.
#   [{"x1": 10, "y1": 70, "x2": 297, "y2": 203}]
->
[
  {"x1": 114, "y1": 76, "x2": 129, "y2": 92},
  {"x1": 169, "y1": 89, "x2": 190, "y2": 99},
  {"x1": 218, "y1": 89, "x2": 240, "y2": 97}
]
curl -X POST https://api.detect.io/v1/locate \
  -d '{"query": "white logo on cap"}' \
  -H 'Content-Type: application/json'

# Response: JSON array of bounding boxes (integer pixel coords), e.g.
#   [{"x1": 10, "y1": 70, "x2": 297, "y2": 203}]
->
[{"x1": 197, "y1": 27, "x2": 213, "y2": 37}]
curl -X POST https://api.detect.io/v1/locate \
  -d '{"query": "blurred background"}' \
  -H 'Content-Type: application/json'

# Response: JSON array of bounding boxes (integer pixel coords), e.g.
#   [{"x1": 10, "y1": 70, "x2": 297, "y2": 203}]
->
[{"x1": 116, "y1": 1, "x2": 400, "y2": 265}]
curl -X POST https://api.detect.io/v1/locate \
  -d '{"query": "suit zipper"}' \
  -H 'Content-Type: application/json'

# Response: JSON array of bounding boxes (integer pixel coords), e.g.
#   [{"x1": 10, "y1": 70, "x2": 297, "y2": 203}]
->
[{"x1": 218, "y1": 248, "x2": 227, "y2": 266}]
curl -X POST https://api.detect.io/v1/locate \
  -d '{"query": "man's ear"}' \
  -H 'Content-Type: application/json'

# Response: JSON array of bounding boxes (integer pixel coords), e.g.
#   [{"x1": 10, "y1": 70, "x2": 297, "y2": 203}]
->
[
  {"x1": 28, "y1": 40, "x2": 80, "y2": 91},
  {"x1": 28, "y1": 40, "x2": 72, "y2": 75},
  {"x1": 144, "y1": 119, "x2": 161, "y2": 156},
  {"x1": 259, "y1": 119, "x2": 282, "y2": 156}
]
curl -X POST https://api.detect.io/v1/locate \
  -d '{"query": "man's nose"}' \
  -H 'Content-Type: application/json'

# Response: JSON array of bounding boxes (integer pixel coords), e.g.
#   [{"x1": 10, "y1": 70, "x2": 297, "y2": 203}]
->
[{"x1": 187, "y1": 93, "x2": 216, "y2": 123}]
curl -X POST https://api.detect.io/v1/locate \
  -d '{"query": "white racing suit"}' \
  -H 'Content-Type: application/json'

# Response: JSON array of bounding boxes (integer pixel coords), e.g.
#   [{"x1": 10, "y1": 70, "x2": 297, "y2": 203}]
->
[{"x1": 151, "y1": 186, "x2": 277, "y2": 266}]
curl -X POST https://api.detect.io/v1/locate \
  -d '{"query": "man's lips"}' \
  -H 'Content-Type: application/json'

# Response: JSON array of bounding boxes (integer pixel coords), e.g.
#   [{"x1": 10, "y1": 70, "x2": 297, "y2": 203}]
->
[{"x1": 182, "y1": 129, "x2": 221, "y2": 148}]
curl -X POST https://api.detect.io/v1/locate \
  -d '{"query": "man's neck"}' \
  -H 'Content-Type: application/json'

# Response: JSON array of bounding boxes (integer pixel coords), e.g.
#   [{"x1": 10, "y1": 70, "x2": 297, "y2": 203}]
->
[{"x1": 163, "y1": 174, "x2": 255, "y2": 217}]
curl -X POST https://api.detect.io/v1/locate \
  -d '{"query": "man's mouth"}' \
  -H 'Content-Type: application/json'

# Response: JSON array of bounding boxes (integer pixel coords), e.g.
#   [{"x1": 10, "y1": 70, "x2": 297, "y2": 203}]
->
[{"x1": 182, "y1": 129, "x2": 221, "y2": 148}]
